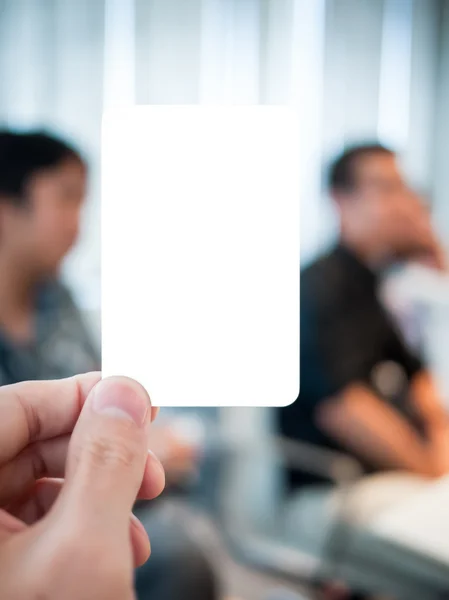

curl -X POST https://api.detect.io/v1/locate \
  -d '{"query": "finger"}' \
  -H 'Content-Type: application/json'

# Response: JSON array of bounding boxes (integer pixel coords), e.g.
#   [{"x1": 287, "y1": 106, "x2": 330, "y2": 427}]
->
[
  {"x1": 0, "y1": 373, "x2": 160, "y2": 465},
  {"x1": 0, "y1": 435, "x2": 165, "y2": 508},
  {"x1": 139, "y1": 451, "x2": 166, "y2": 499},
  {"x1": 56, "y1": 377, "x2": 165, "y2": 538},
  {"x1": 9, "y1": 478, "x2": 63, "y2": 525},
  {"x1": 8, "y1": 478, "x2": 151, "y2": 567},
  {"x1": 0, "y1": 372, "x2": 101, "y2": 464},
  {"x1": 0, "y1": 436, "x2": 68, "y2": 507},
  {"x1": 130, "y1": 513, "x2": 151, "y2": 567}
]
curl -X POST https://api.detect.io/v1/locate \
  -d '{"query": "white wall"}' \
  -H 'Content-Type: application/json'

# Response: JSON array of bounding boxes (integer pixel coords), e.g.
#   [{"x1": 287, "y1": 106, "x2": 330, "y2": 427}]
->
[{"x1": 432, "y1": 0, "x2": 449, "y2": 241}]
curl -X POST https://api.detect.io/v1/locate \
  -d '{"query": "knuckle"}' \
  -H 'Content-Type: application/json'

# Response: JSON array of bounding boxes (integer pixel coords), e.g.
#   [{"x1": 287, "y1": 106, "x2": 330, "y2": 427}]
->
[
  {"x1": 14, "y1": 387, "x2": 43, "y2": 442},
  {"x1": 84, "y1": 429, "x2": 139, "y2": 470}
]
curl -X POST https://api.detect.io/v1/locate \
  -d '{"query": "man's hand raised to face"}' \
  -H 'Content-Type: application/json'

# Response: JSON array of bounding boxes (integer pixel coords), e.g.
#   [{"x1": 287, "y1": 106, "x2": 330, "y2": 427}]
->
[
  {"x1": 391, "y1": 195, "x2": 446, "y2": 271},
  {"x1": 0, "y1": 374, "x2": 165, "y2": 600}
]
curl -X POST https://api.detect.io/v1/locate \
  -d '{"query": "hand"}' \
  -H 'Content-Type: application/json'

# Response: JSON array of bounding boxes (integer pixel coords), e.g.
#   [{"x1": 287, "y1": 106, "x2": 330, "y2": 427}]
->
[
  {"x1": 0, "y1": 374, "x2": 165, "y2": 600},
  {"x1": 389, "y1": 197, "x2": 446, "y2": 270},
  {"x1": 415, "y1": 240, "x2": 447, "y2": 272}
]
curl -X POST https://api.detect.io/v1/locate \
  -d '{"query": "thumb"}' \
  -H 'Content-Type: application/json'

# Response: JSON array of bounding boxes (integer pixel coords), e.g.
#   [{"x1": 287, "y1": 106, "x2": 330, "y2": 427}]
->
[{"x1": 58, "y1": 377, "x2": 151, "y2": 536}]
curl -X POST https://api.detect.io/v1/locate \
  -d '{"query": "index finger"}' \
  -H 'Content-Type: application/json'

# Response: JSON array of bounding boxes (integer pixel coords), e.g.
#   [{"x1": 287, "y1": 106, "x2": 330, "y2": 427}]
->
[
  {"x1": 0, "y1": 373, "x2": 101, "y2": 464},
  {"x1": 0, "y1": 374, "x2": 160, "y2": 465},
  {"x1": 0, "y1": 374, "x2": 161, "y2": 465}
]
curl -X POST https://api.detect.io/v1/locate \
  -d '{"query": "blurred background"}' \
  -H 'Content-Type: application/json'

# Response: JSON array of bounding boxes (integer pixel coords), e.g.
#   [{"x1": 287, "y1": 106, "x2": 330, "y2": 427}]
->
[
  {"x1": 2, "y1": 1, "x2": 449, "y2": 599},
  {"x1": 2, "y1": 0, "x2": 449, "y2": 383},
  {"x1": 2, "y1": 0, "x2": 448, "y2": 300}
]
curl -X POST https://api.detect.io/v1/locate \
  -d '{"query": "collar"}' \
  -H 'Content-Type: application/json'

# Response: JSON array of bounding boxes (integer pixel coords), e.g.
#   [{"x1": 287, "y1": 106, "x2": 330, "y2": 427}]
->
[
  {"x1": 36, "y1": 279, "x2": 64, "y2": 313},
  {"x1": 335, "y1": 243, "x2": 380, "y2": 289}
]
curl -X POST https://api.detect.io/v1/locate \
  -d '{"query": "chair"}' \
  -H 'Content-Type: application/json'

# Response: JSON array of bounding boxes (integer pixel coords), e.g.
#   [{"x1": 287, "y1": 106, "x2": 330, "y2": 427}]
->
[
  {"x1": 162, "y1": 407, "x2": 361, "y2": 596},
  {"x1": 211, "y1": 407, "x2": 449, "y2": 600},
  {"x1": 214, "y1": 408, "x2": 363, "y2": 592},
  {"x1": 163, "y1": 407, "x2": 322, "y2": 598}
]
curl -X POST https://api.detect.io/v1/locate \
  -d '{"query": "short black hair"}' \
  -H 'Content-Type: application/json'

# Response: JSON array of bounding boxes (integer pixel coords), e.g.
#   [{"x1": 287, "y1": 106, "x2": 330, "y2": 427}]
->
[
  {"x1": 0, "y1": 130, "x2": 84, "y2": 205},
  {"x1": 327, "y1": 143, "x2": 395, "y2": 193}
]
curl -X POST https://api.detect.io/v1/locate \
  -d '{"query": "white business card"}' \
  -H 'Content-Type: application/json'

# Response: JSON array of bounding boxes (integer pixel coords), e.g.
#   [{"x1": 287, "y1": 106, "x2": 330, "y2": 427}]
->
[{"x1": 102, "y1": 106, "x2": 299, "y2": 406}]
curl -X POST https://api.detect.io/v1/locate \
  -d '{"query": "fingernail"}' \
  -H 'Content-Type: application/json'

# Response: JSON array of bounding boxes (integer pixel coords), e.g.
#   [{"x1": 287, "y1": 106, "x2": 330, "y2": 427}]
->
[
  {"x1": 92, "y1": 377, "x2": 150, "y2": 426},
  {"x1": 130, "y1": 513, "x2": 144, "y2": 530},
  {"x1": 148, "y1": 449, "x2": 166, "y2": 476}
]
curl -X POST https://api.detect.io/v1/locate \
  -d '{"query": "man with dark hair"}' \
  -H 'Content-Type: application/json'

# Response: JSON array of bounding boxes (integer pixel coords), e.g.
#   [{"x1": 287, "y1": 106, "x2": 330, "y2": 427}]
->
[
  {"x1": 328, "y1": 143, "x2": 393, "y2": 190},
  {"x1": 280, "y1": 142, "x2": 449, "y2": 492},
  {"x1": 0, "y1": 130, "x2": 99, "y2": 382}
]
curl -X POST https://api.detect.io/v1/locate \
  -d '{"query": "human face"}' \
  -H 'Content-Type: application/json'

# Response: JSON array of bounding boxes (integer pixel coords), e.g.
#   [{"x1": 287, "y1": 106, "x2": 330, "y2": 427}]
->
[
  {"x1": 1, "y1": 158, "x2": 86, "y2": 278},
  {"x1": 337, "y1": 153, "x2": 434, "y2": 262}
]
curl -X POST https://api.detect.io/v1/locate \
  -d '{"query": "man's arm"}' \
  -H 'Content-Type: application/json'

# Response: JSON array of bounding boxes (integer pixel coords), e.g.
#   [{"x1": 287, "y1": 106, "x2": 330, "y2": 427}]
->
[
  {"x1": 410, "y1": 371, "x2": 449, "y2": 476},
  {"x1": 316, "y1": 383, "x2": 446, "y2": 478},
  {"x1": 410, "y1": 370, "x2": 449, "y2": 431}
]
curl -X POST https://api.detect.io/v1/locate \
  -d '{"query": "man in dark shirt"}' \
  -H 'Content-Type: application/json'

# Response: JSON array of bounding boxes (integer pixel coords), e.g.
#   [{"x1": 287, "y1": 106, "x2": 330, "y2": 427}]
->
[{"x1": 280, "y1": 143, "x2": 449, "y2": 489}]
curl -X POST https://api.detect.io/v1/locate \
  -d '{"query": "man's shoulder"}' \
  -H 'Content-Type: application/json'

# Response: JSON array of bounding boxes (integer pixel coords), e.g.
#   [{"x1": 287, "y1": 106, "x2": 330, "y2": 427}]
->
[
  {"x1": 302, "y1": 248, "x2": 338, "y2": 281},
  {"x1": 301, "y1": 247, "x2": 350, "y2": 309}
]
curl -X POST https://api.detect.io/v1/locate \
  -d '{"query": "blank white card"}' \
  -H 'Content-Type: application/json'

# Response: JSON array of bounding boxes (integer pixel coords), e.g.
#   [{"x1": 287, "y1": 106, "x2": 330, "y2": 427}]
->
[{"x1": 102, "y1": 106, "x2": 300, "y2": 406}]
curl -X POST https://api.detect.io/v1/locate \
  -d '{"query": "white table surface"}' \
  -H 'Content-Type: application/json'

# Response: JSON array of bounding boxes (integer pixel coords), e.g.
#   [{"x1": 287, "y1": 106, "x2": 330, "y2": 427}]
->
[{"x1": 369, "y1": 475, "x2": 449, "y2": 566}]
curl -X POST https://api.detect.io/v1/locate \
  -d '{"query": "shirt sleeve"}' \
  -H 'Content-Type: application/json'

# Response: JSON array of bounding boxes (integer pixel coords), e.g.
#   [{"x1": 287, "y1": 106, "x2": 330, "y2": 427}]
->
[
  {"x1": 278, "y1": 278, "x2": 360, "y2": 445},
  {"x1": 300, "y1": 285, "x2": 365, "y2": 409}
]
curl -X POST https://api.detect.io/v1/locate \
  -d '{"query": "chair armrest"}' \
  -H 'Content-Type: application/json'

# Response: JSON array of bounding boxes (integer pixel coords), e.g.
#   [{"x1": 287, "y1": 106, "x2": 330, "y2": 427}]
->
[
  {"x1": 222, "y1": 526, "x2": 320, "y2": 588},
  {"x1": 215, "y1": 436, "x2": 364, "y2": 587},
  {"x1": 222, "y1": 435, "x2": 364, "y2": 486},
  {"x1": 274, "y1": 435, "x2": 364, "y2": 485}
]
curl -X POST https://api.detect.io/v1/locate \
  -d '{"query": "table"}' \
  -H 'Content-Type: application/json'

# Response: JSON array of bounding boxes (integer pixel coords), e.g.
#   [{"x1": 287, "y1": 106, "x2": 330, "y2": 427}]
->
[
  {"x1": 371, "y1": 475, "x2": 449, "y2": 565},
  {"x1": 334, "y1": 476, "x2": 449, "y2": 599}
]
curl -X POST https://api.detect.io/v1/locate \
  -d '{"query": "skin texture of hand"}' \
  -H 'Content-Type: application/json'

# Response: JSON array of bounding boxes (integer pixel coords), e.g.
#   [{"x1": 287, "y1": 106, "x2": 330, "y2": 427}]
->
[{"x1": 0, "y1": 373, "x2": 165, "y2": 600}]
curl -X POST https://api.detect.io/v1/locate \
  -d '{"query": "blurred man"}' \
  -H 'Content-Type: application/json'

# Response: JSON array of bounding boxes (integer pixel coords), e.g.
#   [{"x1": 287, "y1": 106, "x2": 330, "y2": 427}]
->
[
  {"x1": 280, "y1": 143, "x2": 449, "y2": 497},
  {"x1": 0, "y1": 131, "x2": 218, "y2": 600}
]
